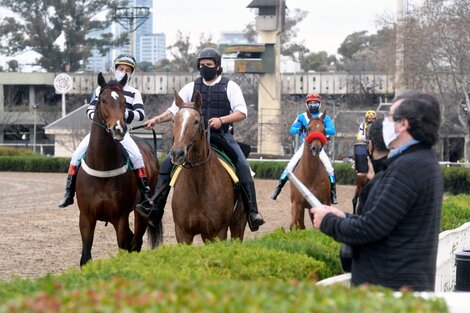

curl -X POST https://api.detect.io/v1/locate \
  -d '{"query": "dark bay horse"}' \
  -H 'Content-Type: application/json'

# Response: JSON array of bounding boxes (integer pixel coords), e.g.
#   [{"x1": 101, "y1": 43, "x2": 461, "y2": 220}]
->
[
  {"x1": 76, "y1": 73, "x2": 162, "y2": 266},
  {"x1": 169, "y1": 91, "x2": 247, "y2": 244},
  {"x1": 290, "y1": 111, "x2": 331, "y2": 229}
]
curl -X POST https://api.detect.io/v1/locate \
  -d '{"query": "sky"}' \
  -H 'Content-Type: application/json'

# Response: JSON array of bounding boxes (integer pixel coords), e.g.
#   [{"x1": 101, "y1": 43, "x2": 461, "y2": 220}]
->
[
  {"x1": 0, "y1": 0, "x2": 400, "y2": 69},
  {"x1": 153, "y1": 0, "x2": 398, "y2": 56}
]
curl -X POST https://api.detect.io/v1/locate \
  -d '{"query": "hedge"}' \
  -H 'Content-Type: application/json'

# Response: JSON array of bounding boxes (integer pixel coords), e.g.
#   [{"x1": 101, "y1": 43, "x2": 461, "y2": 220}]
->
[{"x1": 1, "y1": 155, "x2": 469, "y2": 194}]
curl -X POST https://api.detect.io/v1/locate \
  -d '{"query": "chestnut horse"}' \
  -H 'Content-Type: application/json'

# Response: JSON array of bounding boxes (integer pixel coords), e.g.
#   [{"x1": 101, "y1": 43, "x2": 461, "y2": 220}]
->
[
  {"x1": 169, "y1": 91, "x2": 247, "y2": 244},
  {"x1": 290, "y1": 111, "x2": 331, "y2": 229},
  {"x1": 76, "y1": 73, "x2": 162, "y2": 266}
]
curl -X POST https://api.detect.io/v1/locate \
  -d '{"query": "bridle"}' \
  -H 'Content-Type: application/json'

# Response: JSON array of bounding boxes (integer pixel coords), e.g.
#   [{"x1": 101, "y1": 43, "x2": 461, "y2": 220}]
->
[
  {"x1": 176, "y1": 106, "x2": 211, "y2": 168},
  {"x1": 92, "y1": 85, "x2": 125, "y2": 136}
]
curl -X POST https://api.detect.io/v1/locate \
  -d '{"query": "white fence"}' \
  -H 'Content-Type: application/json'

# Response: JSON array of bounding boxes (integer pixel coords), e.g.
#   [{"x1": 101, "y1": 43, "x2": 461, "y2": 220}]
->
[{"x1": 435, "y1": 222, "x2": 470, "y2": 292}]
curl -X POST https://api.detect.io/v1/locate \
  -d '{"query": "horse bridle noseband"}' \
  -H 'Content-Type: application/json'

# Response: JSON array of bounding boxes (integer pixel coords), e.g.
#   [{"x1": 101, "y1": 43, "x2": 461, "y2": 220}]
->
[
  {"x1": 177, "y1": 106, "x2": 211, "y2": 168},
  {"x1": 92, "y1": 85, "x2": 125, "y2": 135}
]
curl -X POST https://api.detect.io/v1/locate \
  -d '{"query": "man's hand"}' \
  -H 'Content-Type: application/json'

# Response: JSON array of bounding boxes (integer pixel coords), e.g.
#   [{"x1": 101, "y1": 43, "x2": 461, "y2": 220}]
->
[
  {"x1": 144, "y1": 117, "x2": 158, "y2": 130},
  {"x1": 310, "y1": 205, "x2": 346, "y2": 230},
  {"x1": 208, "y1": 117, "x2": 223, "y2": 129}
]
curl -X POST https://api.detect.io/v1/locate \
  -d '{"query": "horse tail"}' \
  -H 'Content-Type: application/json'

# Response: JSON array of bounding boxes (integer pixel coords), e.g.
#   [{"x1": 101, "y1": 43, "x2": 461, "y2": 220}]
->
[{"x1": 147, "y1": 219, "x2": 164, "y2": 248}]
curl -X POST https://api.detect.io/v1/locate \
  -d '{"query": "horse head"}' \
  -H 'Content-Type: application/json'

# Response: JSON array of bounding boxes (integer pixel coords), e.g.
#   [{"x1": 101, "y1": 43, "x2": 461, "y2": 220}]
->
[
  {"x1": 169, "y1": 90, "x2": 206, "y2": 166},
  {"x1": 305, "y1": 110, "x2": 327, "y2": 156},
  {"x1": 96, "y1": 72, "x2": 128, "y2": 141}
]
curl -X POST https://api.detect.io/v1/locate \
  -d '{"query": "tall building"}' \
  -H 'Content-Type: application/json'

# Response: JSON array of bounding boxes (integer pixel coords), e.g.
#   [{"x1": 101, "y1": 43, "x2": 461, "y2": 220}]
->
[
  {"x1": 86, "y1": 0, "x2": 166, "y2": 72},
  {"x1": 140, "y1": 33, "x2": 166, "y2": 64}
]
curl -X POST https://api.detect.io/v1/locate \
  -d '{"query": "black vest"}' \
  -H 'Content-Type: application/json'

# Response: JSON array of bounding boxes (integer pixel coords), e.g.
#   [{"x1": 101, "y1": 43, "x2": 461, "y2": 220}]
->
[{"x1": 192, "y1": 76, "x2": 232, "y2": 133}]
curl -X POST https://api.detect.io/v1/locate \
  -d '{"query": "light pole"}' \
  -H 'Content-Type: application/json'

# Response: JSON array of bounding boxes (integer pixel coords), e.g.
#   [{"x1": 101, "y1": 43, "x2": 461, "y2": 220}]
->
[
  {"x1": 32, "y1": 103, "x2": 38, "y2": 154},
  {"x1": 114, "y1": 6, "x2": 150, "y2": 56}
]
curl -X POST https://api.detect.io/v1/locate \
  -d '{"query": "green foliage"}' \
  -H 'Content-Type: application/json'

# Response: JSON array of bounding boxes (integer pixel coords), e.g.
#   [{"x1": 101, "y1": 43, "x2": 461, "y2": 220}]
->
[
  {"x1": 0, "y1": 277, "x2": 447, "y2": 313},
  {"x1": 442, "y1": 167, "x2": 470, "y2": 194},
  {"x1": 0, "y1": 235, "x2": 448, "y2": 312},
  {"x1": 441, "y1": 194, "x2": 470, "y2": 231},
  {"x1": 250, "y1": 160, "x2": 287, "y2": 179},
  {"x1": 0, "y1": 146, "x2": 35, "y2": 156},
  {"x1": 0, "y1": 156, "x2": 69, "y2": 172},
  {"x1": 0, "y1": 0, "x2": 127, "y2": 71},
  {"x1": 244, "y1": 228, "x2": 343, "y2": 278},
  {"x1": 333, "y1": 163, "x2": 357, "y2": 185}
]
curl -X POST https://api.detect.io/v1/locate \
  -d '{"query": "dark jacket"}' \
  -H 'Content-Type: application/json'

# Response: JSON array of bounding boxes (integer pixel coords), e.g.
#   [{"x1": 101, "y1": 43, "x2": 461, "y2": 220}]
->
[{"x1": 321, "y1": 143, "x2": 443, "y2": 291}]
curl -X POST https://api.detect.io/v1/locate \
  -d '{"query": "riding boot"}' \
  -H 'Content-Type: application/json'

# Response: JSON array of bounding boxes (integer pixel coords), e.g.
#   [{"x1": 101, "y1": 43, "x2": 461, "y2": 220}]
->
[
  {"x1": 241, "y1": 182, "x2": 265, "y2": 232},
  {"x1": 135, "y1": 158, "x2": 172, "y2": 226},
  {"x1": 271, "y1": 173, "x2": 288, "y2": 200},
  {"x1": 329, "y1": 175, "x2": 338, "y2": 204},
  {"x1": 58, "y1": 165, "x2": 78, "y2": 208}
]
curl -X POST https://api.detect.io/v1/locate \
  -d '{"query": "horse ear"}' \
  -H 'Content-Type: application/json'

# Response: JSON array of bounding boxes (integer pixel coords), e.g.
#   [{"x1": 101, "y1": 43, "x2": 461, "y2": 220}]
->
[
  {"x1": 98, "y1": 72, "x2": 106, "y2": 88},
  {"x1": 194, "y1": 91, "x2": 202, "y2": 111},
  {"x1": 174, "y1": 89, "x2": 184, "y2": 108},
  {"x1": 119, "y1": 73, "x2": 128, "y2": 86}
]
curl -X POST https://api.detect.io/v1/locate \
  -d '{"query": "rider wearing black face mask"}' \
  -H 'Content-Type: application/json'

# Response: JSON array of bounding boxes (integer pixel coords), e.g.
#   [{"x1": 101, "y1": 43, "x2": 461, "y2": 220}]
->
[{"x1": 141, "y1": 47, "x2": 265, "y2": 232}]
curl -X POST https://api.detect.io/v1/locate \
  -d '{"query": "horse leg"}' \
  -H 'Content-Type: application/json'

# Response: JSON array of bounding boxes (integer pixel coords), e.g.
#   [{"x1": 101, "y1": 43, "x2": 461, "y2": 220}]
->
[
  {"x1": 298, "y1": 206, "x2": 306, "y2": 229},
  {"x1": 229, "y1": 203, "x2": 247, "y2": 241},
  {"x1": 290, "y1": 201, "x2": 301, "y2": 230},
  {"x1": 175, "y1": 224, "x2": 194, "y2": 244},
  {"x1": 115, "y1": 216, "x2": 134, "y2": 251},
  {"x1": 132, "y1": 212, "x2": 147, "y2": 252},
  {"x1": 79, "y1": 213, "x2": 97, "y2": 267}
]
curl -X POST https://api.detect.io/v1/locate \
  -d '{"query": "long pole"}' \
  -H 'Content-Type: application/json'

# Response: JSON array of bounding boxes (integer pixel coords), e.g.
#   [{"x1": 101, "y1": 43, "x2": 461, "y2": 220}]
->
[
  {"x1": 61, "y1": 93, "x2": 66, "y2": 117},
  {"x1": 129, "y1": 18, "x2": 135, "y2": 56},
  {"x1": 33, "y1": 106, "x2": 37, "y2": 154}
]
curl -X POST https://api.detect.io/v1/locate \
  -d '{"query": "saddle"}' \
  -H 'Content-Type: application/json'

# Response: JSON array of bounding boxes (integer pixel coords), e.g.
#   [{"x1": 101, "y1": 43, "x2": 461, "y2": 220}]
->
[{"x1": 169, "y1": 135, "x2": 243, "y2": 187}]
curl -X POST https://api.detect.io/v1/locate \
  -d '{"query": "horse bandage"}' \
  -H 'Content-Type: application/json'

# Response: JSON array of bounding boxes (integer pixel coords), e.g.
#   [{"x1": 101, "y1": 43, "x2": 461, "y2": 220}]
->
[{"x1": 306, "y1": 132, "x2": 327, "y2": 145}]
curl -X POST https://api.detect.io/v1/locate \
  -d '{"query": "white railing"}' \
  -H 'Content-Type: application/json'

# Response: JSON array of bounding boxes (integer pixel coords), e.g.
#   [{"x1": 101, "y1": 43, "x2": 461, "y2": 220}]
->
[
  {"x1": 435, "y1": 222, "x2": 470, "y2": 292},
  {"x1": 317, "y1": 222, "x2": 470, "y2": 291}
]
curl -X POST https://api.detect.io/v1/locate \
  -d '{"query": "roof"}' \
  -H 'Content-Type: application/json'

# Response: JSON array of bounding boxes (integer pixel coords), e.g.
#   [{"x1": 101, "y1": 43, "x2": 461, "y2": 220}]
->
[
  {"x1": 247, "y1": 0, "x2": 283, "y2": 8},
  {"x1": 44, "y1": 105, "x2": 91, "y2": 134}
]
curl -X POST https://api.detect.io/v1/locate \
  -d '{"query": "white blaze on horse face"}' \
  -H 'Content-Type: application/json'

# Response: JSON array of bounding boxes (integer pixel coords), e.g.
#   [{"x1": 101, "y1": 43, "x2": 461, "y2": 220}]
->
[
  {"x1": 111, "y1": 91, "x2": 119, "y2": 101},
  {"x1": 178, "y1": 109, "x2": 193, "y2": 140},
  {"x1": 116, "y1": 120, "x2": 124, "y2": 133}
]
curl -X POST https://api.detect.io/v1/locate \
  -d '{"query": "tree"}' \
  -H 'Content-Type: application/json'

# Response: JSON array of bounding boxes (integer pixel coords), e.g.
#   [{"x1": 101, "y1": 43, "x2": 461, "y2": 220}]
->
[
  {"x1": 0, "y1": 0, "x2": 127, "y2": 72},
  {"x1": 136, "y1": 61, "x2": 154, "y2": 72},
  {"x1": 301, "y1": 51, "x2": 337, "y2": 72},
  {"x1": 402, "y1": 0, "x2": 470, "y2": 161}
]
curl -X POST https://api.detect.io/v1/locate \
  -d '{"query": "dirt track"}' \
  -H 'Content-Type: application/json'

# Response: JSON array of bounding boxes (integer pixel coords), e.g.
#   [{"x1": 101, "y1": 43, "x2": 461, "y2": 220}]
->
[{"x1": 0, "y1": 172, "x2": 355, "y2": 281}]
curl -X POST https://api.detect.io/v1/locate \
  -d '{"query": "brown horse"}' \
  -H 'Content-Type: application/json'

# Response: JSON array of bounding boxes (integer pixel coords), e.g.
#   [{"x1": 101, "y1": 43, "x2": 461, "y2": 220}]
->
[
  {"x1": 169, "y1": 91, "x2": 247, "y2": 244},
  {"x1": 290, "y1": 111, "x2": 331, "y2": 229},
  {"x1": 76, "y1": 73, "x2": 162, "y2": 266}
]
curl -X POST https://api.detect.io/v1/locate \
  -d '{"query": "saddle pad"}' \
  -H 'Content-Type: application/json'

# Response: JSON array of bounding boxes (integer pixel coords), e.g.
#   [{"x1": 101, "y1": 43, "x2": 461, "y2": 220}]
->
[{"x1": 169, "y1": 157, "x2": 239, "y2": 187}]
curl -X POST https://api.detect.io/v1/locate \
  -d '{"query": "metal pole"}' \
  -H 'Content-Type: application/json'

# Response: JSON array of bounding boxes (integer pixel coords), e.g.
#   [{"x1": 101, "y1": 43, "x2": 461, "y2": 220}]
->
[
  {"x1": 33, "y1": 105, "x2": 37, "y2": 154},
  {"x1": 129, "y1": 18, "x2": 135, "y2": 56},
  {"x1": 62, "y1": 93, "x2": 66, "y2": 117}
]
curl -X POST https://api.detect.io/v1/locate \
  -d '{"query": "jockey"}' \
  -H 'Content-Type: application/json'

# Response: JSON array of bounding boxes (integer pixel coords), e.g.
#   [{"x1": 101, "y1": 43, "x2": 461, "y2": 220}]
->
[
  {"x1": 357, "y1": 110, "x2": 377, "y2": 142},
  {"x1": 271, "y1": 92, "x2": 338, "y2": 204},
  {"x1": 58, "y1": 54, "x2": 154, "y2": 213},
  {"x1": 140, "y1": 47, "x2": 265, "y2": 231}
]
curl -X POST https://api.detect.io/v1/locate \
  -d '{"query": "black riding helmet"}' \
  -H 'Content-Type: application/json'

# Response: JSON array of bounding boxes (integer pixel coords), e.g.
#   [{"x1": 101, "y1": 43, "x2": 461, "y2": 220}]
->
[{"x1": 196, "y1": 47, "x2": 223, "y2": 75}]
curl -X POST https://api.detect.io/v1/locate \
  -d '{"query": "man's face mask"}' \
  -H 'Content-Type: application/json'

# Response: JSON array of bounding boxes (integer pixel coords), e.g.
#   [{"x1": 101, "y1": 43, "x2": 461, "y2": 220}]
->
[
  {"x1": 199, "y1": 65, "x2": 218, "y2": 81},
  {"x1": 115, "y1": 70, "x2": 128, "y2": 83},
  {"x1": 382, "y1": 119, "x2": 399, "y2": 149},
  {"x1": 308, "y1": 102, "x2": 321, "y2": 114}
]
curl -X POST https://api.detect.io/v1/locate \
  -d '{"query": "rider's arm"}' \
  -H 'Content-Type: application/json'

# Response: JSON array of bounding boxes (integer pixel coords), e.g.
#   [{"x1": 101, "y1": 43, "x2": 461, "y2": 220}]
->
[
  {"x1": 323, "y1": 115, "x2": 336, "y2": 136},
  {"x1": 290, "y1": 115, "x2": 303, "y2": 135},
  {"x1": 125, "y1": 88, "x2": 145, "y2": 123},
  {"x1": 86, "y1": 87, "x2": 100, "y2": 121}
]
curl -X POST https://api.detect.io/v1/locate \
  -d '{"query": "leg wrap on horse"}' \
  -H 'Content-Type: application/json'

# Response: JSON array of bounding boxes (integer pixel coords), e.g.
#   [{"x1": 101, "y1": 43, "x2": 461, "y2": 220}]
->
[
  {"x1": 58, "y1": 165, "x2": 78, "y2": 208},
  {"x1": 241, "y1": 182, "x2": 265, "y2": 232},
  {"x1": 329, "y1": 175, "x2": 338, "y2": 204}
]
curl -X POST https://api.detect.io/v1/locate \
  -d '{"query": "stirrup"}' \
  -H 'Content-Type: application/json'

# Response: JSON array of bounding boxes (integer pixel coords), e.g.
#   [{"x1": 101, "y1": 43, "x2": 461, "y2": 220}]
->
[{"x1": 248, "y1": 212, "x2": 265, "y2": 232}]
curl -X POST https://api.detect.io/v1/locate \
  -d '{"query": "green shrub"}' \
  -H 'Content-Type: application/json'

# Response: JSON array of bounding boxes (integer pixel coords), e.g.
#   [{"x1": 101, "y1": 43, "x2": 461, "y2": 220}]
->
[
  {"x1": 441, "y1": 194, "x2": 470, "y2": 231},
  {"x1": 0, "y1": 146, "x2": 35, "y2": 156},
  {"x1": 0, "y1": 156, "x2": 69, "y2": 172},
  {"x1": 0, "y1": 277, "x2": 447, "y2": 313},
  {"x1": 442, "y1": 167, "x2": 470, "y2": 194}
]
